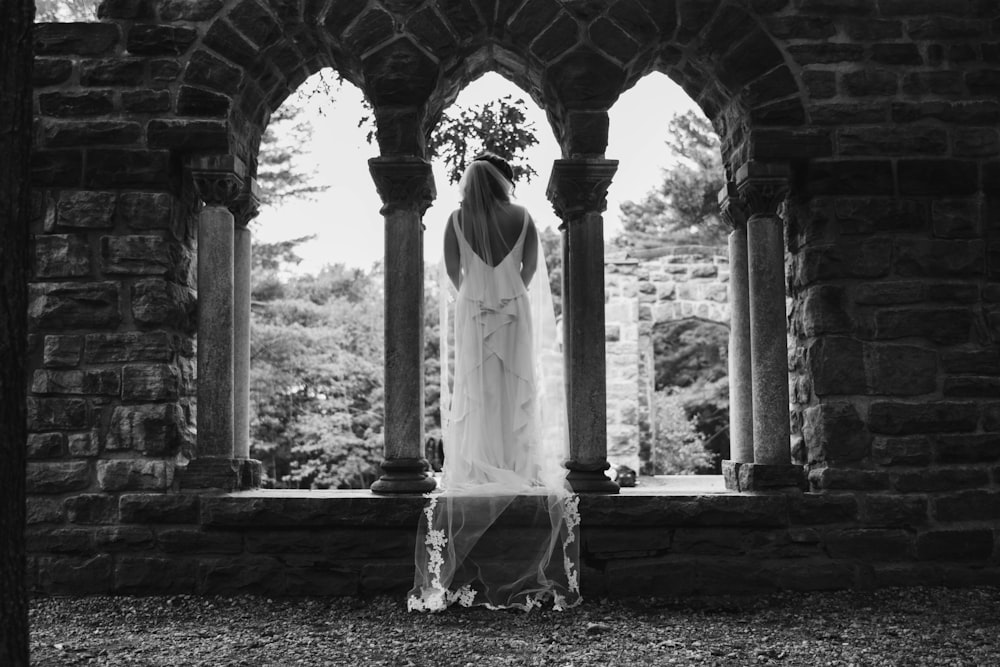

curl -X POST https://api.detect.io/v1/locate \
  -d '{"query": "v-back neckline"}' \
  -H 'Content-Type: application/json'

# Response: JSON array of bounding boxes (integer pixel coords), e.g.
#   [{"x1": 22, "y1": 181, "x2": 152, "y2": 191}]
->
[{"x1": 455, "y1": 209, "x2": 528, "y2": 268}]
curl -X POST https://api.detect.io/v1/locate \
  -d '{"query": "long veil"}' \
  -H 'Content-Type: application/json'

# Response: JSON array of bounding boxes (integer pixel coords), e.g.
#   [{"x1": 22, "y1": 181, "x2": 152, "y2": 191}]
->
[{"x1": 408, "y1": 161, "x2": 580, "y2": 612}]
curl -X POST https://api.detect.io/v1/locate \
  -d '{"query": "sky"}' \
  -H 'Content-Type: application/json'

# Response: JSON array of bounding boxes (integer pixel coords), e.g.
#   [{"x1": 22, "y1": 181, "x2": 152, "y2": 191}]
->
[{"x1": 253, "y1": 71, "x2": 701, "y2": 275}]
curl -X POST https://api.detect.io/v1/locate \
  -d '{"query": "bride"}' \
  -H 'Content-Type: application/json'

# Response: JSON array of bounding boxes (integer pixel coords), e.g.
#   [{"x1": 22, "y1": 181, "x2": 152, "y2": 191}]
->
[{"x1": 408, "y1": 153, "x2": 581, "y2": 612}]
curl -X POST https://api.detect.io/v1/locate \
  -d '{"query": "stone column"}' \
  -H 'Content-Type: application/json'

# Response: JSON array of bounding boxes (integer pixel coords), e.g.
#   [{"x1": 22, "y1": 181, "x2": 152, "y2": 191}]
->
[
  {"x1": 733, "y1": 161, "x2": 804, "y2": 491},
  {"x1": 184, "y1": 156, "x2": 258, "y2": 490},
  {"x1": 369, "y1": 156, "x2": 436, "y2": 494},
  {"x1": 229, "y1": 178, "x2": 260, "y2": 462},
  {"x1": 719, "y1": 183, "x2": 754, "y2": 490},
  {"x1": 547, "y1": 159, "x2": 620, "y2": 493}
]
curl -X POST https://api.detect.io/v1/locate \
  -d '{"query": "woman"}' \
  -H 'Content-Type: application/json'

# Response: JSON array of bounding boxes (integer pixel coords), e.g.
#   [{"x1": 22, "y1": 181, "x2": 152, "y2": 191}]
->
[{"x1": 408, "y1": 153, "x2": 581, "y2": 612}]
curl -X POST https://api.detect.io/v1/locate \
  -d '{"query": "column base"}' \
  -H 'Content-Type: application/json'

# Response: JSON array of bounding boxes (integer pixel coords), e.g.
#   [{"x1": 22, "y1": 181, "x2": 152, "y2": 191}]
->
[
  {"x1": 370, "y1": 458, "x2": 437, "y2": 494},
  {"x1": 565, "y1": 461, "x2": 620, "y2": 494},
  {"x1": 723, "y1": 460, "x2": 806, "y2": 492},
  {"x1": 179, "y1": 457, "x2": 261, "y2": 491}
]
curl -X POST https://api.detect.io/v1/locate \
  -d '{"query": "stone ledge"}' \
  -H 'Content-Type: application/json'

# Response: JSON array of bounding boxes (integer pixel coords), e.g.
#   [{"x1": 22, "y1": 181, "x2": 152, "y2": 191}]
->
[{"x1": 196, "y1": 489, "x2": 790, "y2": 529}]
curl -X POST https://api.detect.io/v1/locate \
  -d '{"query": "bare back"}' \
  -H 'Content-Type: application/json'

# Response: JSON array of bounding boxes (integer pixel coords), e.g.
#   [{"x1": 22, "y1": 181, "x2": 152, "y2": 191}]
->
[{"x1": 457, "y1": 202, "x2": 526, "y2": 267}]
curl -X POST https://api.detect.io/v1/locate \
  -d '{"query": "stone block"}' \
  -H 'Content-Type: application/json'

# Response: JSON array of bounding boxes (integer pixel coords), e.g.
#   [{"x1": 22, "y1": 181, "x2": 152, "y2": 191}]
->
[
  {"x1": 39, "y1": 91, "x2": 117, "y2": 118},
  {"x1": 56, "y1": 191, "x2": 115, "y2": 228},
  {"x1": 159, "y1": 0, "x2": 225, "y2": 21},
  {"x1": 176, "y1": 85, "x2": 231, "y2": 116},
  {"x1": 823, "y1": 528, "x2": 913, "y2": 560},
  {"x1": 798, "y1": 240, "x2": 892, "y2": 284},
  {"x1": 737, "y1": 463, "x2": 807, "y2": 491},
  {"x1": 952, "y1": 128, "x2": 1000, "y2": 158},
  {"x1": 131, "y1": 279, "x2": 193, "y2": 327},
  {"x1": 869, "y1": 307, "x2": 972, "y2": 345},
  {"x1": 808, "y1": 337, "x2": 865, "y2": 395},
  {"x1": 119, "y1": 493, "x2": 199, "y2": 524},
  {"x1": 106, "y1": 403, "x2": 186, "y2": 455},
  {"x1": 33, "y1": 234, "x2": 91, "y2": 278},
  {"x1": 115, "y1": 556, "x2": 197, "y2": 594},
  {"x1": 932, "y1": 198, "x2": 984, "y2": 238},
  {"x1": 157, "y1": 528, "x2": 243, "y2": 554},
  {"x1": 31, "y1": 368, "x2": 121, "y2": 396},
  {"x1": 934, "y1": 434, "x2": 1000, "y2": 463},
  {"x1": 916, "y1": 529, "x2": 993, "y2": 561},
  {"x1": 891, "y1": 468, "x2": 990, "y2": 493},
  {"x1": 29, "y1": 282, "x2": 120, "y2": 331},
  {"x1": 85, "y1": 149, "x2": 171, "y2": 189},
  {"x1": 808, "y1": 467, "x2": 889, "y2": 491},
  {"x1": 862, "y1": 495, "x2": 928, "y2": 526},
  {"x1": 101, "y1": 235, "x2": 172, "y2": 275},
  {"x1": 122, "y1": 89, "x2": 171, "y2": 113},
  {"x1": 27, "y1": 497, "x2": 66, "y2": 524},
  {"x1": 799, "y1": 285, "x2": 853, "y2": 335},
  {"x1": 864, "y1": 343, "x2": 938, "y2": 396},
  {"x1": 43, "y1": 335, "x2": 83, "y2": 368},
  {"x1": 894, "y1": 239, "x2": 984, "y2": 278},
  {"x1": 67, "y1": 430, "x2": 101, "y2": 457},
  {"x1": 147, "y1": 119, "x2": 229, "y2": 151},
  {"x1": 932, "y1": 490, "x2": 1000, "y2": 522},
  {"x1": 27, "y1": 397, "x2": 88, "y2": 430},
  {"x1": 872, "y1": 436, "x2": 932, "y2": 466},
  {"x1": 179, "y1": 458, "x2": 261, "y2": 491},
  {"x1": 838, "y1": 126, "x2": 946, "y2": 155},
  {"x1": 787, "y1": 493, "x2": 859, "y2": 524},
  {"x1": 34, "y1": 23, "x2": 119, "y2": 55},
  {"x1": 121, "y1": 364, "x2": 180, "y2": 401},
  {"x1": 802, "y1": 402, "x2": 870, "y2": 464},
  {"x1": 27, "y1": 432, "x2": 65, "y2": 459},
  {"x1": 117, "y1": 192, "x2": 174, "y2": 230},
  {"x1": 899, "y1": 159, "x2": 980, "y2": 196},
  {"x1": 26, "y1": 461, "x2": 91, "y2": 494},
  {"x1": 197, "y1": 555, "x2": 284, "y2": 595},
  {"x1": 84, "y1": 331, "x2": 174, "y2": 363},
  {"x1": 94, "y1": 526, "x2": 156, "y2": 552},
  {"x1": 27, "y1": 527, "x2": 93, "y2": 554},
  {"x1": 33, "y1": 58, "x2": 74, "y2": 86},
  {"x1": 835, "y1": 197, "x2": 929, "y2": 236},
  {"x1": 37, "y1": 555, "x2": 112, "y2": 594},
  {"x1": 868, "y1": 400, "x2": 978, "y2": 435},
  {"x1": 943, "y1": 376, "x2": 1000, "y2": 398},
  {"x1": 31, "y1": 149, "x2": 83, "y2": 188},
  {"x1": 867, "y1": 563, "x2": 943, "y2": 588},
  {"x1": 79, "y1": 59, "x2": 144, "y2": 87},
  {"x1": 126, "y1": 24, "x2": 197, "y2": 55},
  {"x1": 97, "y1": 459, "x2": 174, "y2": 491},
  {"x1": 65, "y1": 493, "x2": 119, "y2": 524},
  {"x1": 357, "y1": 561, "x2": 408, "y2": 596}
]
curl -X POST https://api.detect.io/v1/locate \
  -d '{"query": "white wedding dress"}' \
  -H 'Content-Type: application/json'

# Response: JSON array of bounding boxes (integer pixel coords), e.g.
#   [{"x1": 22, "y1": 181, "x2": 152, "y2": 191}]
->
[{"x1": 408, "y1": 209, "x2": 581, "y2": 612}]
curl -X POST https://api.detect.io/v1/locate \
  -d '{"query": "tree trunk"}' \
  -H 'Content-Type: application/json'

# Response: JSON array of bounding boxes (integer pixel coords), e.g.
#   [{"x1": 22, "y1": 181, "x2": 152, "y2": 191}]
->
[{"x1": 0, "y1": 0, "x2": 34, "y2": 664}]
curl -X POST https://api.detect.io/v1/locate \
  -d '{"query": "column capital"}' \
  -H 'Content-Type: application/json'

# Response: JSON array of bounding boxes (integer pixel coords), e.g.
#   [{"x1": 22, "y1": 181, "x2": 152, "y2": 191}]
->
[
  {"x1": 229, "y1": 177, "x2": 261, "y2": 228},
  {"x1": 368, "y1": 156, "x2": 436, "y2": 216},
  {"x1": 546, "y1": 158, "x2": 619, "y2": 226},
  {"x1": 718, "y1": 181, "x2": 748, "y2": 230},
  {"x1": 735, "y1": 161, "x2": 790, "y2": 219},
  {"x1": 188, "y1": 155, "x2": 246, "y2": 207}
]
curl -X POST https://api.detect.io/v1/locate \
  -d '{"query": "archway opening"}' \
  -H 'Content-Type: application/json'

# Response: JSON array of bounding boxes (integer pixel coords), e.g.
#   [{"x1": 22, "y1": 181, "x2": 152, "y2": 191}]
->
[
  {"x1": 248, "y1": 71, "x2": 386, "y2": 489},
  {"x1": 604, "y1": 72, "x2": 730, "y2": 483}
]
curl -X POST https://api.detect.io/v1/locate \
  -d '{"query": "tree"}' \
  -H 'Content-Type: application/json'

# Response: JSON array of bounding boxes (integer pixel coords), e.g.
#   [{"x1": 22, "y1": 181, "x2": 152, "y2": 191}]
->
[
  {"x1": 1, "y1": 0, "x2": 33, "y2": 661},
  {"x1": 257, "y1": 98, "x2": 329, "y2": 207},
  {"x1": 429, "y1": 95, "x2": 539, "y2": 185},
  {"x1": 615, "y1": 111, "x2": 727, "y2": 249},
  {"x1": 34, "y1": 0, "x2": 96, "y2": 21}
]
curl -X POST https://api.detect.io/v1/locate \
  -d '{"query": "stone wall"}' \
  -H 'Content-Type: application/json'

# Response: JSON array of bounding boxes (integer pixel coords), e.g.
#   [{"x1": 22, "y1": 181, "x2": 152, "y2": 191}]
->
[
  {"x1": 22, "y1": 0, "x2": 1000, "y2": 596},
  {"x1": 605, "y1": 247, "x2": 729, "y2": 472}
]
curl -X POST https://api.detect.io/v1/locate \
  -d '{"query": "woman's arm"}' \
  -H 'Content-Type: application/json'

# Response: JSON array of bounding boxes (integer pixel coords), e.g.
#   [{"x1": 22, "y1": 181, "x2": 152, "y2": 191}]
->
[
  {"x1": 444, "y1": 214, "x2": 461, "y2": 290},
  {"x1": 520, "y1": 217, "x2": 538, "y2": 287}
]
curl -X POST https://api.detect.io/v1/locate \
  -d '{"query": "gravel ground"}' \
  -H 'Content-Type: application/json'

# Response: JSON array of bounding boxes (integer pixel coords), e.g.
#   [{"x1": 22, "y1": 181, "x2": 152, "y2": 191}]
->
[{"x1": 30, "y1": 587, "x2": 1000, "y2": 666}]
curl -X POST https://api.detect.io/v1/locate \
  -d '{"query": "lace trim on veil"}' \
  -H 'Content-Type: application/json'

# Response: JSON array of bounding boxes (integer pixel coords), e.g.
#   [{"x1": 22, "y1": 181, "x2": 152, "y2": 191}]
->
[{"x1": 407, "y1": 494, "x2": 582, "y2": 613}]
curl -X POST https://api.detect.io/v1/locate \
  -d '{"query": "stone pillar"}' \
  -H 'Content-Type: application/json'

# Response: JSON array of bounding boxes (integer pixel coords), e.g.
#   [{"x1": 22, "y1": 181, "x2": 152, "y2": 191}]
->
[
  {"x1": 229, "y1": 178, "x2": 260, "y2": 462},
  {"x1": 732, "y1": 161, "x2": 804, "y2": 491},
  {"x1": 184, "y1": 156, "x2": 259, "y2": 490},
  {"x1": 368, "y1": 156, "x2": 436, "y2": 494},
  {"x1": 547, "y1": 159, "x2": 620, "y2": 493},
  {"x1": 719, "y1": 183, "x2": 754, "y2": 490}
]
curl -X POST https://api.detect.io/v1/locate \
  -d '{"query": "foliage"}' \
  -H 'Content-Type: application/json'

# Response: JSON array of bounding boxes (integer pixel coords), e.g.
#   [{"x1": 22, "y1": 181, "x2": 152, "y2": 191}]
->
[
  {"x1": 257, "y1": 86, "x2": 333, "y2": 207},
  {"x1": 35, "y1": 0, "x2": 97, "y2": 21},
  {"x1": 615, "y1": 110, "x2": 727, "y2": 249},
  {"x1": 650, "y1": 390, "x2": 716, "y2": 475},
  {"x1": 538, "y1": 226, "x2": 562, "y2": 318},
  {"x1": 249, "y1": 244, "x2": 386, "y2": 489},
  {"x1": 651, "y1": 319, "x2": 730, "y2": 470},
  {"x1": 428, "y1": 95, "x2": 539, "y2": 185}
]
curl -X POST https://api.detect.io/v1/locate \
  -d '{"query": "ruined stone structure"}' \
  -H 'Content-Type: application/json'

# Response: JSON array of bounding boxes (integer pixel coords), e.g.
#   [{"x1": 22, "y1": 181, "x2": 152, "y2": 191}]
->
[
  {"x1": 25, "y1": 1, "x2": 1000, "y2": 596},
  {"x1": 604, "y1": 246, "x2": 730, "y2": 472}
]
